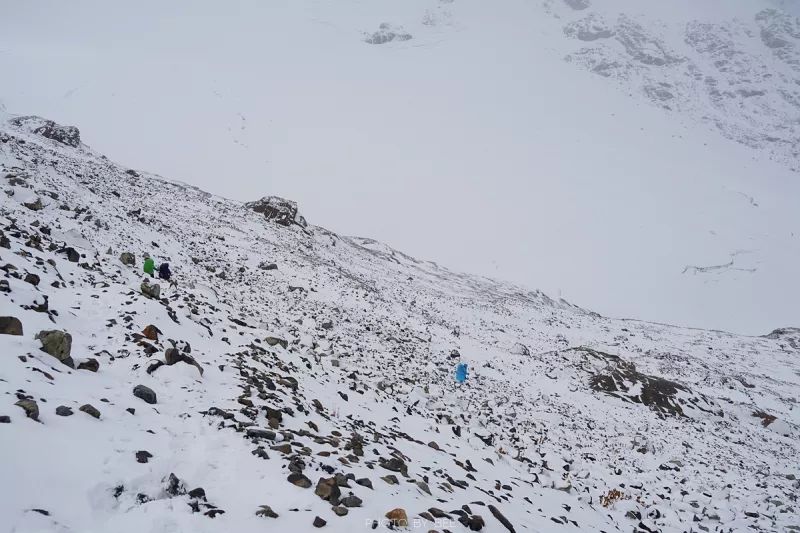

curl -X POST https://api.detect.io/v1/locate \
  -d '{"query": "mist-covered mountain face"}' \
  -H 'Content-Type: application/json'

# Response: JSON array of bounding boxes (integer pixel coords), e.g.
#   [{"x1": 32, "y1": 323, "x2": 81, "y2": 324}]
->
[
  {"x1": 546, "y1": 0, "x2": 800, "y2": 170},
  {"x1": 1, "y1": 117, "x2": 798, "y2": 533},
  {"x1": 2, "y1": 0, "x2": 799, "y2": 335}
]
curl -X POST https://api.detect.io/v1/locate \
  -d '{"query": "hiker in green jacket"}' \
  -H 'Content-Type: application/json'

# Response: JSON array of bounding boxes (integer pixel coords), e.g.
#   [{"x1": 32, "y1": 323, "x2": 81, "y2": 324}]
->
[{"x1": 143, "y1": 255, "x2": 155, "y2": 277}]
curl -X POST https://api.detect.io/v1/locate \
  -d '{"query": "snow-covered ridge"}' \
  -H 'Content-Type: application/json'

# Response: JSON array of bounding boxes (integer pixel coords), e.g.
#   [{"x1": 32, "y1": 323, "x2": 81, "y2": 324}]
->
[
  {"x1": 0, "y1": 116, "x2": 798, "y2": 533},
  {"x1": 545, "y1": 0, "x2": 800, "y2": 170}
]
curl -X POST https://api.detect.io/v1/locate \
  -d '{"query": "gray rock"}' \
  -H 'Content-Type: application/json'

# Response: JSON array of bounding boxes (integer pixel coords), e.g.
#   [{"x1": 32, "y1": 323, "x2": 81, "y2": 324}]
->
[
  {"x1": 256, "y1": 505, "x2": 279, "y2": 518},
  {"x1": 120, "y1": 252, "x2": 136, "y2": 266},
  {"x1": 79, "y1": 404, "x2": 101, "y2": 419},
  {"x1": 355, "y1": 478, "x2": 373, "y2": 489},
  {"x1": 35, "y1": 330, "x2": 74, "y2": 367},
  {"x1": 313, "y1": 516, "x2": 326, "y2": 528},
  {"x1": 315, "y1": 477, "x2": 341, "y2": 503},
  {"x1": 0, "y1": 316, "x2": 23, "y2": 336},
  {"x1": 332, "y1": 506, "x2": 349, "y2": 516},
  {"x1": 288, "y1": 472, "x2": 312, "y2": 488},
  {"x1": 133, "y1": 384, "x2": 157, "y2": 404},
  {"x1": 141, "y1": 280, "x2": 161, "y2": 299},
  {"x1": 265, "y1": 336, "x2": 288, "y2": 349},
  {"x1": 55, "y1": 406, "x2": 73, "y2": 416},
  {"x1": 247, "y1": 428, "x2": 277, "y2": 440},
  {"x1": 77, "y1": 358, "x2": 99, "y2": 372},
  {"x1": 15, "y1": 399, "x2": 39, "y2": 420},
  {"x1": 381, "y1": 475, "x2": 399, "y2": 485},
  {"x1": 340, "y1": 495, "x2": 362, "y2": 508},
  {"x1": 0, "y1": 415, "x2": 10, "y2": 423},
  {"x1": 24, "y1": 273, "x2": 40, "y2": 286}
]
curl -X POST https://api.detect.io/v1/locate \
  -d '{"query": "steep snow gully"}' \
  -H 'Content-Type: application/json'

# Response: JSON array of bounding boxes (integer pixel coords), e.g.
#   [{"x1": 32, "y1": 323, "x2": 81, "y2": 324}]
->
[{"x1": 0, "y1": 116, "x2": 798, "y2": 533}]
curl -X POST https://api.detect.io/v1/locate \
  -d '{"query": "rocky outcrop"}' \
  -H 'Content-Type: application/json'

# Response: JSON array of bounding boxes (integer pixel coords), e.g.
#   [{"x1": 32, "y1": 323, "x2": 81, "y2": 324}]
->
[
  {"x1": 245, "y1": 196, "x2": 307, "y2": 227},
  {"x1": 8, "y1": 116, "x2": 81, "y2": 147}
]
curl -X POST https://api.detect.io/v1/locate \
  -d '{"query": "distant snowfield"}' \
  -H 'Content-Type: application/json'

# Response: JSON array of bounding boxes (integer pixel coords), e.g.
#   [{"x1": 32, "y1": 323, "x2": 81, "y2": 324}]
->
[{"x1": 1, "y1": 0, "x2": 798, "y2": 333}]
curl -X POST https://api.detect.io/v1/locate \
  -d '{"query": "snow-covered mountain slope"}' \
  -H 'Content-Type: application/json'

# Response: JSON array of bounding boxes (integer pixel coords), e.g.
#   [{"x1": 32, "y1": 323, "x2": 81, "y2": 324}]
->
[
  {"x1": 1, "y1": 117, "x2": 798, "y2": 533},
  {"x1": 2, "y1": 0, "x2": 799, "y2": 335},
  {"x1": 545, "y1": 0, "x2": 800, "y2": 170}
]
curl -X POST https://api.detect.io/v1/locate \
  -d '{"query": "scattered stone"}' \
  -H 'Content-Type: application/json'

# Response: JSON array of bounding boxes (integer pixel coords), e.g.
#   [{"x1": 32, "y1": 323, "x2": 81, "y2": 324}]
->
[
  {"x1": 256, "y1": 505, "x2": 279, "y2": 518},
  {"x1": 188, "y1": 487, "x2": 206, "y2": 500},
  {"x1": 246, "y1": 428, "x2": 277, "y2": 440},
  {"x1": 24, "y1": 273, "x2": 40, "y2": 286},
  {"x1": 24, "y1": 198, "x2": 44, "y2": 211},
  {"x1": 271, "y1": 443, "x2": 292, "y2": 454},
  {"x1": 55, "y1": 405, "x2": 71, "y2": 417},
  {"x1": 142, "y1": 325, "x2": 161, "y2": 341},
  {"x1": 313, "y1": 516, "x2": 326, "y2": 528},
  {"x1": 165, "y1": 473, "x2": 186, "y2": 496},
  {"x1": 355, "y1": 478, "x2": 373, "y2": 489},
  {"x1": 332, "y1": 506, "x2": 349, "y2": 516},
  {"x1": 79, "y1": 404, "x2": 101, "y2": 419},
  {"x1": 120, "y1": 252, "x2": 136, "y2": 266},
  {"x1": 77, "y1": 358, "x2": 99, "y2": 372},
  {"x1": 265, "y1": 336, "x2": 289, "y2": 349},
  {"x1": 340, "y1": 495, "x2": 363, "y2": 508},
  {"x1": 381, "y1": 475, "x2": 399, "y2": 485},
  {"x1": 288, "y1": 473, "x2": 313, "y2": 488},
  {"x1": 488, "y1": 504, "x2": 516, "y2": 533},
  {"x1": 315, "y1": 477, "x2": 342, "y2": 503},
  {"x1": 416, "y1": 481, "x2": 431, "y2": 495},
  {"x1": 380, "y1": 457, "x2": 408, "y2": 475},
  {"x1": 15, "y1": 399, "x2": 39, "y2": 420},
  {"x1": 0, "y1": 415, "x2": 11, "y2": 423},
  {"x1": 133, "y1": 384, "x2": 157, "y2": 404},
  {"x1": 0, "y1": 316, "x2": 23, "y2": 336},
  {"x1": 35, "y1": 330, "x2": 74, "y2": 367},
  {"x1": 467, "y1": 514, "x2": 486, "y2": 531},
  {"x1": 385, "y1": 508, "x2": 409, "y2": 527},
  {"x1": 136, "y1": 450, "x2": 153, "y2": 463}
]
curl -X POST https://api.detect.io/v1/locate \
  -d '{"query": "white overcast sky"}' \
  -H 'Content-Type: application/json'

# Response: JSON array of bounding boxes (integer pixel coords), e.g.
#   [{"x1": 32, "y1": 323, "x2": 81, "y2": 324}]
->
[{"x1": 1, "y1": 0, "x2": 798, "y2": 334}]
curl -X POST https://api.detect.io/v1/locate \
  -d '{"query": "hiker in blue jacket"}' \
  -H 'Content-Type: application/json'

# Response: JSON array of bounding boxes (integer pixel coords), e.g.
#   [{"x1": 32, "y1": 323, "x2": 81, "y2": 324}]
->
[{"x1": 455, "y1": 362, "x2": 468, "y2": 383}]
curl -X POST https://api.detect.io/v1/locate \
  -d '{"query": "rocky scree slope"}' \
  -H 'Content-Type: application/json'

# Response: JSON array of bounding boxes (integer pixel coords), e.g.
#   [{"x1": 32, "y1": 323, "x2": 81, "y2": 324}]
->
[{"x1": 0, "y1": 116, "x2": 798, "y2": 533}]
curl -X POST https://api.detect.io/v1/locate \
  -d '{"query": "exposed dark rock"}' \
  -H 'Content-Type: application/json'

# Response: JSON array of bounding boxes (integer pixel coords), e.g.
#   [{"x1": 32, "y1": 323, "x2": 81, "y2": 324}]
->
[
  {"x1": 120, "y1": 252, "x2": 136, "y2": 266},
  {"x1": 0, "y1": 316, "x2": 23, "y2": 336},
  {"x1": 355, "y1": 478, "x2": 373, "y2": 489},
  {"x1": 77, "y1": 358, "x2": 99, "y2": 372},
  {"x1": 256, "y1": 505, "x2": 279, "y2": 518},
  {"x1": 136, "y1": 450, "x2": 153, "y2": 463},
  {"x1": 55, "y1": 406, "x2": 73, "y2": 416},
  {"x1": 15, "y1": 399, "x2": 39, "y2": 420},
  {"x1": 133, "y1": 384, "x2": 157, "y2": 404},
  {"x1": 288, "y1": 472, "x2": 312, "y2": 488},
  {"x1": 340, "y1": 495, "x2": 362, "y2": 508},
  {"x1": 24, "y1": 273, "x2": 40, "y2": 286},
  {"x1": 0, "y1": 415, "x2": 10, "y2": 423},
  {"x1": 576, "y1": 347, "x2": 718, "y2": 417},
  {"x1": 165, "y1": 473, "x2": 186, "y2": 496},
  {"x1": 313, "y1": 516, "x2": 326, "y2": 528},
  {"x1": 245, "y1": 196, "x2": 308, "y2": 227},
  {"x1": 265, "y1": 336, "x2": 288, "y2": 349},
  {"x1": 141, "y1": 280, "x2": 161, "y2": 299},
  {"x1": 315, "y1": 477, "x2": 341, "y2": 503},
  {"x1": 488, "y1": 504, "x2": 516, "y2": 533},
  {"x1": 332, "y1": 506, "x2": 349, "y2": 516},
  {"x1": 79, "y1": 404, "x2": 101, "y2": 419}
]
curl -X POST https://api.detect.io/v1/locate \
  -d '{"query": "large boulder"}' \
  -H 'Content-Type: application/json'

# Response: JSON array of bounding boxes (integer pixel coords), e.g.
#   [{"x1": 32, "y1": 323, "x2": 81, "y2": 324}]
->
[
  {"x1": 35, "y1": 330, "x2": 74, "y2": 367},
  {"x1": 0, "y1": 316, "x2": 23, "y2": 336},
  {"x1": 245, "y1": 196, "x2": 307, "y2": 227},
  {"x1": 8, "y1": 116, "x2": 81, "y2": 147},
  {"x1": 141, "y1": 280, "x2": 161, "y2": 299}
]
